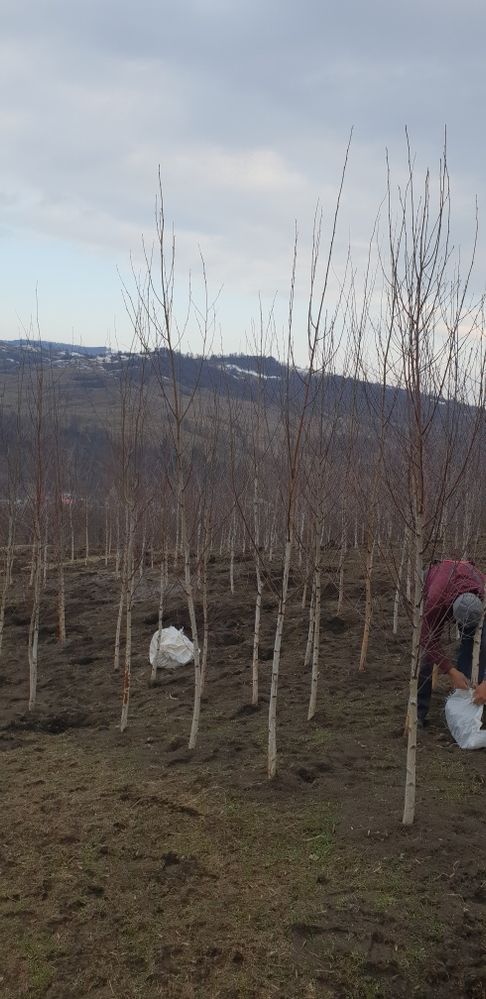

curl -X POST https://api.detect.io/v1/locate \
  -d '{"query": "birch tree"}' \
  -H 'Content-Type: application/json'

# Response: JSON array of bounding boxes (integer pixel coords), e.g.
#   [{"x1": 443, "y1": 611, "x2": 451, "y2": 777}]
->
[
  {"x1": 268, "y1": 136, "x2": 352, "y2": 777},
  {"x1": 125, "y1": 173, "x2": 217, "y2": 749},
  {"x1": 376, "y1": 137, "x2": 485, "y2": 825}
]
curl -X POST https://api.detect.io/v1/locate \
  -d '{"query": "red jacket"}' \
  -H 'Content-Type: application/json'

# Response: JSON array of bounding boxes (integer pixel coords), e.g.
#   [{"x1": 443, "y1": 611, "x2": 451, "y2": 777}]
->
[{"x1": 420, "y1": 560, "x2": 485, "y2": 673}]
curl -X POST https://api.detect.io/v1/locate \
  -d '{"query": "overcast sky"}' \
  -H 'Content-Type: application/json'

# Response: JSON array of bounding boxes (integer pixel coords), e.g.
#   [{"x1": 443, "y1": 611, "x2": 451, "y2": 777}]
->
[{"x1": 1, "y1": 0, "x2": 485, "y2": 355}]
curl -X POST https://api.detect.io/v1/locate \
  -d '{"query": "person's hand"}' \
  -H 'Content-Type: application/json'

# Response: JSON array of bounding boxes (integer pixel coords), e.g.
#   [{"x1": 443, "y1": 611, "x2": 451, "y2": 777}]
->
[
  {"x1": 473, "y1": 680, "x2": 486, "y2": 705},
  {"x1": 448, "y1": 667, "x2": 470, "y2": 691}
]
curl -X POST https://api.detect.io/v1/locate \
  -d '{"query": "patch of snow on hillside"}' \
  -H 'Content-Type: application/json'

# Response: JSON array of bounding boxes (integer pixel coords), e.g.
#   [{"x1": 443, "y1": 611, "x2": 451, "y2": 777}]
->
[{"x1": 223, "y1": 363, "x2": 280, "y2": 380}]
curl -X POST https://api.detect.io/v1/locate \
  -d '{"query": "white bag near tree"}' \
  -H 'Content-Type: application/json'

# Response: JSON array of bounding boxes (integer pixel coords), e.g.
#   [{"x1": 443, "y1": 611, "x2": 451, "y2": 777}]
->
[
  {"x1": 444, "y1": 690, "x2": 486, "y2": 749},
  {"x1": 149, "y1": 626, "x2": 194, "y2": 672}
]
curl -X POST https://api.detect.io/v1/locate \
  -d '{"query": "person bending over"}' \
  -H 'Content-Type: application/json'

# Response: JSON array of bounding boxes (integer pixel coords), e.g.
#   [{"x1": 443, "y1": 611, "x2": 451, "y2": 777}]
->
[{"x1": 418, "y1": 559, "x2": 486, "y2": 727}]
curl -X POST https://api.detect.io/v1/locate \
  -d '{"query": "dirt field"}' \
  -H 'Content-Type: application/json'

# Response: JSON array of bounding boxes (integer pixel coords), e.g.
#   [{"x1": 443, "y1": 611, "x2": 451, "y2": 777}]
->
[{"x1": 1, "y1": 553, "x2": 486, "y2": 999}]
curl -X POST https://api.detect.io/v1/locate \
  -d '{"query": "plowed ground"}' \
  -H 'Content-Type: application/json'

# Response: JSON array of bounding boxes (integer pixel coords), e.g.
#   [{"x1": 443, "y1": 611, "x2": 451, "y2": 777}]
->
[{"x1": 1, "y1": 552, "x2": 486, "y2": 998}]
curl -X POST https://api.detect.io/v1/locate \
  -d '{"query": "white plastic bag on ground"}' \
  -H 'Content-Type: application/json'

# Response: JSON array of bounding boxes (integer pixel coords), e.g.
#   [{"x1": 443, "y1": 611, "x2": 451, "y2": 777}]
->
[
  {"x1": 444, "y1": 690, "x2": 486, "y2": 749},
  {"x1": 149, "y1": 626, "x2": 194, "y2": 672}
]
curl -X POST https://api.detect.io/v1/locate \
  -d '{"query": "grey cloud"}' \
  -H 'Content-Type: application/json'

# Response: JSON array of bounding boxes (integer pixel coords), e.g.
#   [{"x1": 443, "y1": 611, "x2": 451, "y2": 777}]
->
[{"x1": 1, "y1": 0, "x2": 485, "y2": 347}]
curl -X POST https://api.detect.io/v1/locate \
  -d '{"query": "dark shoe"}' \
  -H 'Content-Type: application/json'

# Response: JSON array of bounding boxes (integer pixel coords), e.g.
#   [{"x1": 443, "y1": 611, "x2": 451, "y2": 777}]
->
[{"x1": 417, "y1": 716, "x2": 429, "y2": 729}]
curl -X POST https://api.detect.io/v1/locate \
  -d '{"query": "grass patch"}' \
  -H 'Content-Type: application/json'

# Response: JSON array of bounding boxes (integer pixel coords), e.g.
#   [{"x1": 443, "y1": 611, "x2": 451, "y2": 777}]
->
[
  {"x1": 22, "y1": 935, "x2": 55, "y2": 998},
  {"x1": 326, "y1": 949, "x2": 387, "y2": 999}
]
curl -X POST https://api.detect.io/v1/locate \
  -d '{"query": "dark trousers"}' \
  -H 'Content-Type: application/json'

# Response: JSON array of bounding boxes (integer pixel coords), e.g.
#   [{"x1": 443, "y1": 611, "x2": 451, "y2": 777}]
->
[{"x1": 418, "y1": 623, "x2": 486, "y2": 722}]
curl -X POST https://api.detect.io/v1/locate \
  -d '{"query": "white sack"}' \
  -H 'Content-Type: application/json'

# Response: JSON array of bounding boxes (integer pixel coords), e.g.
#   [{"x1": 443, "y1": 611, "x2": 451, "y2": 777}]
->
[
  {"x1": 149, "y1": 626, "x2": 194, "y2": 672},
  {"x1": 444, "y1": 690, "x2": 486, "y2": 749}
]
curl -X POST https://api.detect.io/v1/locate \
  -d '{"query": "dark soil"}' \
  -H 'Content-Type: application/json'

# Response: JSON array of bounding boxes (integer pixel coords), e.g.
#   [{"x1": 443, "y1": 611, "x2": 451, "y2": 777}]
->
[{"x1": 1, "y1": 552, "x2": 486, "y2": 998}]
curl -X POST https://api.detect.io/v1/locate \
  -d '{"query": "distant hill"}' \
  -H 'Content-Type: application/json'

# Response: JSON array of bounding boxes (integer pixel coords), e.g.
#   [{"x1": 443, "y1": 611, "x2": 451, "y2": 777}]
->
[
  {"x1": 7, "y1": 340, "x2": 109, "y2": 357},
  {"x1": 0, "y1": 338, "x2": 478, "y2": 503},
  {"x1": 0, "y1": 339, "x2": 375, "y2": 422},
  {"x1": 0, "y1": 338, "x2": 465, "y2": 427}
]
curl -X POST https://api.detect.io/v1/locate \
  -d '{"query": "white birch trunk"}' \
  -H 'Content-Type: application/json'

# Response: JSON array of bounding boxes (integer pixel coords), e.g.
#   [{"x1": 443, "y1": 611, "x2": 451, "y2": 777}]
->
[
  {"x1": 337, "y1": 516, "x2": 347, "y2": 615},
  {"x1": 151, "y1": 557, "x2": 165, "y2": 685},
  {"x1": 268, "y1": 510, "x2": 277, "y2": 563},
  {"x1": 359, "y1": 538, "x2": 375, "y2": 672},
  {"x1": 114, "y1": 537, "x2": 128, "y2": 672},
  {"x1": 268, "y1": 537, "x2": 292, "y2": 778},
  {"x1": 164, "y1": 541, "x2": 169, "y2": 588},
  {"x1": 298, "y1": 511, "x2": 305, "y2": 567},
  {"x1": 251, "y1": 477, "x2": 262, "y2": 706},
  {"x1": 57, "y1": 519, "x2": 66, "y2": 643},
  {"x1": 28, "y1": 538, "x2": 42, "y2": 711},
  {"x1": 304, "y1": 574, "x2": 316, "y2": 670},
  {"x1": 251, "y1": 573, "x2": 262, "y2": 707},
  {"x1": 120, "y1": 537, "x2": 135, "y2": 732},
  {"x1": 307, "y1": 530, "x2": 322, "y2": 721},
  {"x1": 57, "y1": 558, "x2": 66, "y2": 643},
  {"x1": 402, "y1": 511, "x2": 424, "y2": 827},
  {"x1": 471, "y1": 599, "x2": 486, "y2": 688},
  {"x1": 114, "y1": 585, "x2": 125, "y2": 673},
  {"x1": 406, "y1": 543, "x2": 412, "y2": 603},
  {"x1": 393, "y1": 527, "x2": 409, "y2": 635},
  {"x1": 186, "y1": 524, "x2": 202, "y2": 749},
  {"x1": 201, "y1": 541, "x2": 210, "y2": 693}
]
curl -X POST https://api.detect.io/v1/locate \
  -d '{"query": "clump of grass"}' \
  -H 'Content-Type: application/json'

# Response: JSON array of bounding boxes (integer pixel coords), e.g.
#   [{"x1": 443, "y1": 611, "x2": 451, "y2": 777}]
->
[
  {"x1": 312, "y1": 945, "x2": 388, "y2": 999},
  {"x1": 306, "y1": 725, "x2": 333, "y2": 750},
  {"x1": 22, "y1": 935, "x2": 55, "y2": 998}
]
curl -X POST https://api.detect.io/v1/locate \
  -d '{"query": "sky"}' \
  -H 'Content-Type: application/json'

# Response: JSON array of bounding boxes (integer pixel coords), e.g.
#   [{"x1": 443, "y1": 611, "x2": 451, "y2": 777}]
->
[{"x1": 1, "y1": 0, "x2": 486, "y2": 357}]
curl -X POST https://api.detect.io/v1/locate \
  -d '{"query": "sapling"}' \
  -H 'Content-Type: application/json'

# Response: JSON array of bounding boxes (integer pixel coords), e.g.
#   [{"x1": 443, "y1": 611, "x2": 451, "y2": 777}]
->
[
  {"x1": 393, "y1": 526, "x2": 410, "y2": 635},
  {"x1": 307, "y1": 526, "x2": 322, "y2": 720},
  {"x1": 471, "y1": 597, "x2": 486, "y2": 688}
]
